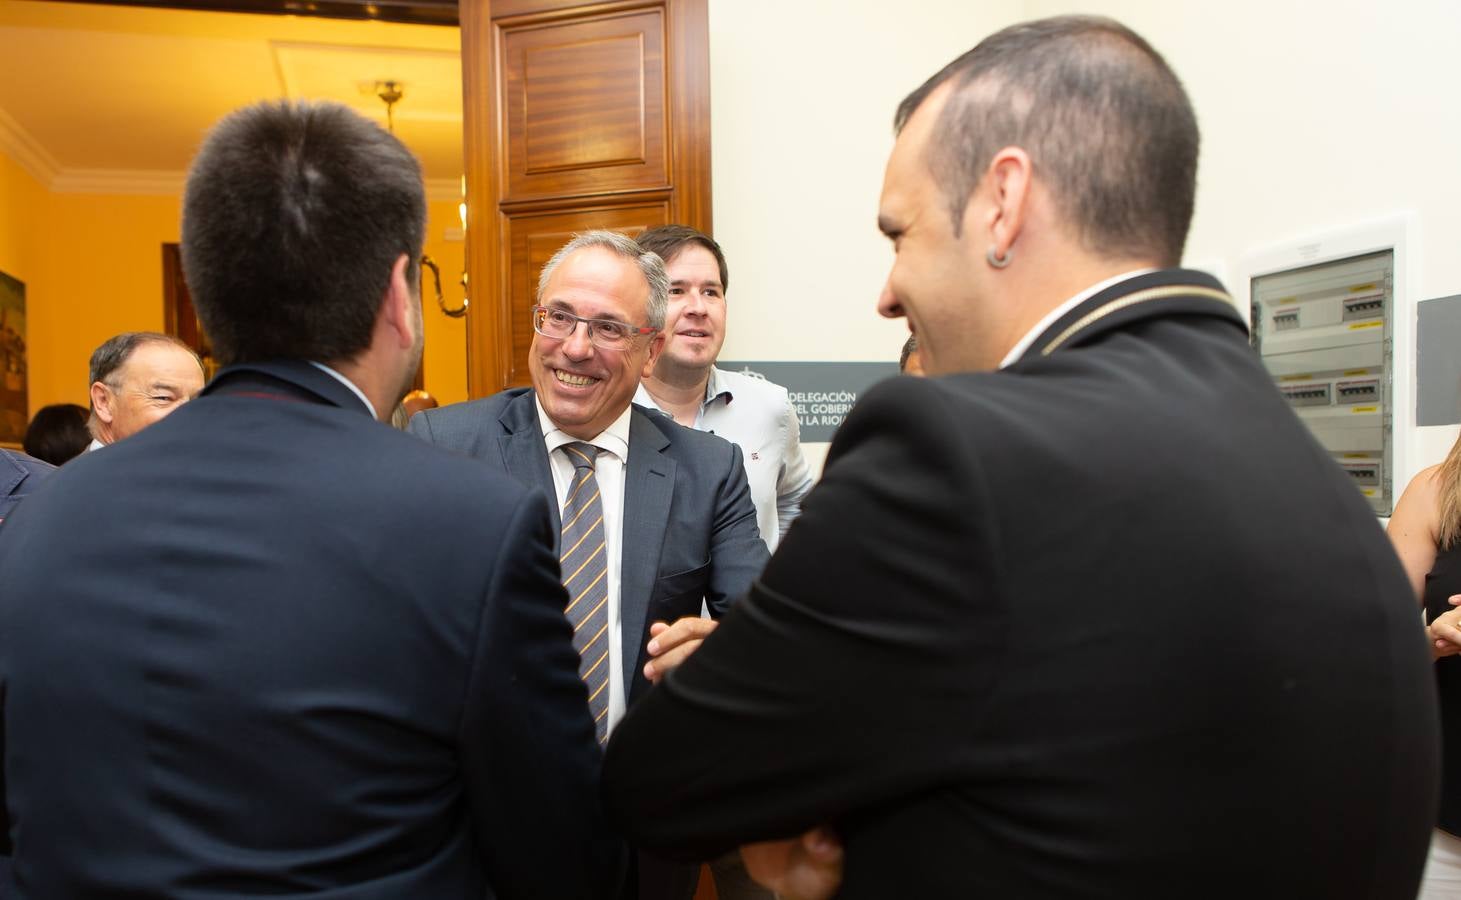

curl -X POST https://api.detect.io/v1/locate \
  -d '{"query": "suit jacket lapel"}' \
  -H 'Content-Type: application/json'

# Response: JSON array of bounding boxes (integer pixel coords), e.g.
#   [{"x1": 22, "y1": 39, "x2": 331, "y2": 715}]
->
[
  {"x1": 620, "y1": 407, "x2": 675, "y2": 693},
  {"x1": 498, "y1": 390, "x2": 561, "y2": 546},
  {"x1": 1017, "y1": 269, "x2": 1244, "y2": 364}
]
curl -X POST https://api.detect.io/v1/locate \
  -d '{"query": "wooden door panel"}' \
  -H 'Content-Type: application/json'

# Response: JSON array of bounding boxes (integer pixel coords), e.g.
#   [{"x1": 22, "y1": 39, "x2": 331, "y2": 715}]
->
[
  {"x1": 503, "y1": 9, "x2": 668, "y2": 200},
  {"x1": 463, "y1": 0, "x2": 708, "y2": 397},
  {"x1": 503, "y1": 202, "x2": 669, "y2": 386}
]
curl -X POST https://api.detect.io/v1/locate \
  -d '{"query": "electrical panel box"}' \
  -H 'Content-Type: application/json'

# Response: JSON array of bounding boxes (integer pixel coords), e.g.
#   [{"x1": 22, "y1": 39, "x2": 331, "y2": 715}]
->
[{"x1": 1251, "y1": 250, "x2": 1393, "y2": 515}]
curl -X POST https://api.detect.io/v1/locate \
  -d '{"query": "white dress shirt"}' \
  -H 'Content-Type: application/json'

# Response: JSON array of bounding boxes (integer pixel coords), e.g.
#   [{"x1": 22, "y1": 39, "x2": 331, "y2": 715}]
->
[
  {"x1": 998, "y1": 269, "x2": 1156, "y2": 369},
  {"x1": 536, "y1": 399, "x2": 632, "y2": 735},
  {"x1": 635, "y1": 366, "x2": 812, "y2": 551},
  {"x1": 308, "y1": 361, "x2": 376, "y2": 417}
]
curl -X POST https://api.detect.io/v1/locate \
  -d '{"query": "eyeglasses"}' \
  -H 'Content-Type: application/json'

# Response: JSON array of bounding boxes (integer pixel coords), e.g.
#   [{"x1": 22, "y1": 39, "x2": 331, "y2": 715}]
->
[{"x1": 531, "y1": 305, "x2": 657, "y2": 352}]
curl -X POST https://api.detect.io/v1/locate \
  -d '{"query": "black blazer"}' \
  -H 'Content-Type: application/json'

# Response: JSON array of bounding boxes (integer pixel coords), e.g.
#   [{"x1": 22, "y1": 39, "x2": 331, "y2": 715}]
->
[
  {"x1": 0, "y1": 361, "x2": 622, "y2": 898},
  {"x1": 603, "y1": 270, "x2": 1439, "y2": 898},
  {"x1": 409, "y1": 388, "x2": 769, "y2": 701}
]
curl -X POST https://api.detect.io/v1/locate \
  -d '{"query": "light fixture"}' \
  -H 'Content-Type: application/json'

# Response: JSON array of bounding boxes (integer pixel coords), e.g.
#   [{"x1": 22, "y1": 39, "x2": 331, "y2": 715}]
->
[{"x1": 375, "y1": 81, "x2": 469, "y2": 319}]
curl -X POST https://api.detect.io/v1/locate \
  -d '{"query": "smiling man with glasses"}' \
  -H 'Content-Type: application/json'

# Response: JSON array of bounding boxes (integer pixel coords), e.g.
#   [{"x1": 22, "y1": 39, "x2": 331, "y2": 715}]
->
[{"x1": 410, "y1": 229, "x2": 769, "y2": 900}]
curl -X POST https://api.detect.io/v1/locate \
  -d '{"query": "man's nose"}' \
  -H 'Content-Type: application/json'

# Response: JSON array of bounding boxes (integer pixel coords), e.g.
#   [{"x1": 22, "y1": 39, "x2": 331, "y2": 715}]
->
[
  {"x1": 563, "y1": 321, "x2": 595, "y2": 358},
  {"x1": 877, "y1": 277, "x2": 904, "y2": 319},
  {"x1": 683, "y1": 291, "x2": 708, "y2": 315}
]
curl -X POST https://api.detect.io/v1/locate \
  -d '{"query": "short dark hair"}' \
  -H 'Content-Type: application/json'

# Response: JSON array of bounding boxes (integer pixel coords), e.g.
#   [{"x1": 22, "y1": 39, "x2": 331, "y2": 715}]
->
[
  {"x1": 636, "y1": 225, "x2": 729, "y2": 293},
  {"x1": 89, "y1": 331, "x2": 199, "y2": 389},
  {"x1": 181, "y1": 101, "x2": 426, "y2": 366},
  {"x1": 899, "y1": 333, "x2": 919, "y2": 372},
  {"x1": 894, "y1": 16, "x2": 1198, "y2": 267},
  {"x1": 23, "y1": 403, "x2": 90, "y2": 466}
]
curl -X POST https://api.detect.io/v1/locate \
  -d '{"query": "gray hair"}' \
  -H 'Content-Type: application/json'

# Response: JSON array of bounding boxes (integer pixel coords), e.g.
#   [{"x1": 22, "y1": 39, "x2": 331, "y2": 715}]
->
[
  {"x1": 536, "y1": 230, "x2": 669, "y2": 330},
  {"x1": 89, "y1": 331, "x2": 200, "y2": 390}
]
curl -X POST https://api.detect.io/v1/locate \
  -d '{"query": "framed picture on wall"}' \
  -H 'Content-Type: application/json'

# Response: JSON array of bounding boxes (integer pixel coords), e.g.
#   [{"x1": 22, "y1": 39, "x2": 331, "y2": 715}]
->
[{"x1": 0, "y1": 271, "x2": 27, "y2": 448}]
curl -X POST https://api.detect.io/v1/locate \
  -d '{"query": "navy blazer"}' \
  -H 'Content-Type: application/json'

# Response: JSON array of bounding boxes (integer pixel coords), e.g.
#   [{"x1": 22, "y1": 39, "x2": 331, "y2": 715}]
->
[
  {"x1": 0, "y1": 450, "x2": 53, "y2": 525},
  {"x1": 410, "y1": 388, "x2": 769, "y2": 701},
  {"x1": 0, "y1": 360, "x2": 622, "y2": 898}
]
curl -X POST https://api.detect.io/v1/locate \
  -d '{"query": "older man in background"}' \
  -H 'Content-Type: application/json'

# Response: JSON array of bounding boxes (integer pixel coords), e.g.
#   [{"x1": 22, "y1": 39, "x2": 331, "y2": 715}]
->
[{"x1": 85, "y1": 331, "x2": 204, "y2": 449}]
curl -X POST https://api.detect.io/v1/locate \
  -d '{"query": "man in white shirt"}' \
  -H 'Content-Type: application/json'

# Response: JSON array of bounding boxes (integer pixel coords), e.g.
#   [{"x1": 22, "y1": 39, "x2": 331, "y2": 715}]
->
[
  {"x1": 85, "y1": 331, "x2": 205, "y2": 450},
  {"x1": 634, "y1": 225, "x2": 812, "y2": 552},
  {"x1": 409, "y1": 229, "x2": 768, "y2": 900}
]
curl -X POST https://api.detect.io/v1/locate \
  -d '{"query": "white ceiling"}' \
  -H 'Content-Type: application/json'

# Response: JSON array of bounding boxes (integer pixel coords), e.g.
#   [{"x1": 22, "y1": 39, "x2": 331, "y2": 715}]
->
[{"x1": 0, "y1": 0, "x2": 463, "y2": 196}]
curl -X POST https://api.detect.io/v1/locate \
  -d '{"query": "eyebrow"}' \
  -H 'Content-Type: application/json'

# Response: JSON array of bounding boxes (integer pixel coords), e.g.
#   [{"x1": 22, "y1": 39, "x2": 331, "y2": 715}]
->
[
  {"x1": 670, "y1": 278, "x2": 723, "y2": 289},
  {"x1": 546, "y1": 299, "x2": 630, "y2": 324}
]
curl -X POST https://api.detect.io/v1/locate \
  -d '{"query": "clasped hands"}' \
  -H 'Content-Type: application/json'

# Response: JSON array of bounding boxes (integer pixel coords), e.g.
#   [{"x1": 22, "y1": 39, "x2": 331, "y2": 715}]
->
[{"x1": 641, "y1": 617, "x2": 844, "y2": 900}]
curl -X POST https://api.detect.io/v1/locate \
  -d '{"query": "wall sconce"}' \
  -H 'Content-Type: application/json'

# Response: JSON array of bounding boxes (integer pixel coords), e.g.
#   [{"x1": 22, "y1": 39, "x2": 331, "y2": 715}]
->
[
  {"x1": 423, "y1": 176, "x2": 468, "y2": 318},
  {"x1": 376, "y1": 83, "x2": 469, "y2": 319}
]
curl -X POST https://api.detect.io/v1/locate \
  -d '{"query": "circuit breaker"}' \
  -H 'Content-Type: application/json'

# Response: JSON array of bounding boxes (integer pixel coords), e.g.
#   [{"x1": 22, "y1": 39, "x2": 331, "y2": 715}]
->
[{"x1": 1251, "y1": 250, "x2": 1393, "y2": 515}]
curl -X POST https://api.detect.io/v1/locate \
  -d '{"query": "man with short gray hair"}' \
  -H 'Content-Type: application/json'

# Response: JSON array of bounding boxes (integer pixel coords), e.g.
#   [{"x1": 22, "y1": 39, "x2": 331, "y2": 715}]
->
[
  {"x1": 411, "y1": 229, "x2": 767, "y2": 900},
  {"x1": 86, "y1": 331, "x2": 204, "y2": 449}
]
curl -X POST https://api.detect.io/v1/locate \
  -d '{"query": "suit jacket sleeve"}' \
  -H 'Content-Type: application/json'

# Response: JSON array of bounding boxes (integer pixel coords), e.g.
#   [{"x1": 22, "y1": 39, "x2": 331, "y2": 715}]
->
[
  {"x1": 460, "y1": 488, "x2": 626, "y2": 897},
  {"x1": 601, "y1": 377, "x2": 1005, "y2": 859},
  {"x1": 704, "y1": 441, "x2": 772, "y2": 618}
]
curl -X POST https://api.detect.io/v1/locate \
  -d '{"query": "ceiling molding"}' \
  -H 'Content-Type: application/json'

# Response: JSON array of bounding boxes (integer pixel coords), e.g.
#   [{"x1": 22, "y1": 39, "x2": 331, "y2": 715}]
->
[
  {"x1": 0, "y1": 107, "x2": 61, "y2": 187},
  {"x1": 43, "y1": 170, "x2": 459, "y2": 200},
  {"x1": 50, "y1": 169, "x2": 188, "y2": 195},
  {"x1": 38, "y1": 1, "x2": 459, "y2": 28}
]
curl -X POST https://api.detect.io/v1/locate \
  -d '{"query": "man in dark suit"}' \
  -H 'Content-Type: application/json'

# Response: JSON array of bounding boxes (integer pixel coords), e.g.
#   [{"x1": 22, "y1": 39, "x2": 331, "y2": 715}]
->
[
  {"x1": 603, "y1": 16, "x2": 1438, "y2": 899},
  {"x1": 410, "y1": 230, "x2": 768, "y2": 900},
  {"x1": 0, "y1": 101, "x2": 620, "y2": 897},
  {"x1": 0, "y1": 449, "x2": 52, "y2": 524}
]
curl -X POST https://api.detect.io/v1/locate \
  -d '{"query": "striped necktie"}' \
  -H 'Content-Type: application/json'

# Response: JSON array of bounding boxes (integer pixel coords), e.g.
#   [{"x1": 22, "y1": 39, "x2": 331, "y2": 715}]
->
[{"x1": 559, "y1": 441, "x2": 610, "y2": 743}]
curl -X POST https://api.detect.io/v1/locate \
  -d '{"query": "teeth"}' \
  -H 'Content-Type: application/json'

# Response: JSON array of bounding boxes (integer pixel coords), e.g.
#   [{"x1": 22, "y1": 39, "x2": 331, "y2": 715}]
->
[{"x1": 555, "y1": 370, "x2": 597, "y2": 386}]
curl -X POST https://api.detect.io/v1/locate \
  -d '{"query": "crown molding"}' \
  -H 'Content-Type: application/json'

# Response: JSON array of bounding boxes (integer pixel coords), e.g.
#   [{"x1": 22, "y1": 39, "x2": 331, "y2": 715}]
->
[
  {"x1": 50, "y1": 169, "x2": 188, "y2": 195},
  {"x1": 0, "y1": 108, "x2": 61, "y2": 187}
]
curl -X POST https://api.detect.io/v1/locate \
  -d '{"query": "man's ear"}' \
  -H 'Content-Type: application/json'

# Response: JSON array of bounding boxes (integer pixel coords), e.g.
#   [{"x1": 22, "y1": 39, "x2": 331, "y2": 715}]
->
[
  {"x1": 379, "y1": 253, "x2": 415, "y2": 349},
  {"x1": 640, "y1": 331, "x2": 666, "y2": 379},
  {"x1": 90, "y1": 381, "x2": 114, "y2": 424},
  {"x1": 968, "y1": 146, "x2": 1033, "y2": 261}
]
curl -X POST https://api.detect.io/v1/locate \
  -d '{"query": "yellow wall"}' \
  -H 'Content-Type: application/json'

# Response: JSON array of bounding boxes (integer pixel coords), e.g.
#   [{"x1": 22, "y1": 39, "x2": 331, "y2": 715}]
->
[
  {"x1": 420, "y1": 199, "x2": 468, "y2": 405},
  {"x1": 31, "y1": 192, "x2": 179, "y2": 409},
  {"x1": 0, "y1": 154, "x2": 471, "y2": 416}
]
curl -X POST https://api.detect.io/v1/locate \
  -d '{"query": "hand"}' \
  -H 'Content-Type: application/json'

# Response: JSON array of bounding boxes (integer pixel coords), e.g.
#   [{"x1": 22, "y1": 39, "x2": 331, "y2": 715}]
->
[
  {"x1": 642, "y1": 617, "x2": 718, "y2": 684},
  {"x1": 741, "y1": 826, "x2": 844, "y2": 900},
  {"x1": 1428, "y1": 596, "x2": 1461, "y2": 660}
]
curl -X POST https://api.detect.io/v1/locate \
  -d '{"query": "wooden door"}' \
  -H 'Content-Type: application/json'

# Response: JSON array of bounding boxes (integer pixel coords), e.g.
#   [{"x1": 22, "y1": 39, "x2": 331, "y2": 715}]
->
[
  {"x1": 161, "y1": 243, "x2": 219, "y2": 381},
  {"x1": 460, "y1": 0, "x2": 711, "y2": 395}
]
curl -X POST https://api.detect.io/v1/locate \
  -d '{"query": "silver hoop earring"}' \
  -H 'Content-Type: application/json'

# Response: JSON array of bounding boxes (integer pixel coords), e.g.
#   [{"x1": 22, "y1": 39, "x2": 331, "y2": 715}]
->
[{"x1": 986, "y1": 246, "x2": 1012, "y2": 269}]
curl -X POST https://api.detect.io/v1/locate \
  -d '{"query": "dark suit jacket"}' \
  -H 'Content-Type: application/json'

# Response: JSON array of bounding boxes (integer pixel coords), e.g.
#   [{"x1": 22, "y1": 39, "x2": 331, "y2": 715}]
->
[
  {"x1": 602, "y1": 270, "x2": 1439, "y2": 898},
  {"x1": 409, "y1": 388, "x2": 769, "y2": 702},
  {"x1": 0, "y1": 360, "x2": 621, "y2": 898},
  {"x1": 0, "y1": 451, "x2": 53, "y2": 524}
]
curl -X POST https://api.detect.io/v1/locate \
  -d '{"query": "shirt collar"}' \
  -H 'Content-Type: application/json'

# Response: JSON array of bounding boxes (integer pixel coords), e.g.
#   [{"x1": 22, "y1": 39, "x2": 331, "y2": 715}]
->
[
  {"x1": 535, "y1": 396, "x2": 632, "y2": 464},
  {"x1": 308, "y1": 361, "x2": 376, "y2": 418},
  {"x1": 703, "y1": 366, "x2": 734, "y2": 405},
  {"x1": 997, "y1": 269, "x2": 1156, "y2": 369}
]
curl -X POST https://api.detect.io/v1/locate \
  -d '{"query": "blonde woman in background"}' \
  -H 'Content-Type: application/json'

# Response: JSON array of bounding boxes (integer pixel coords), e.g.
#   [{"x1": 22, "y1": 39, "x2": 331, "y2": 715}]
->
[{"x1": 1389, "y1": 438, "x2": 1461, "y2": 898}]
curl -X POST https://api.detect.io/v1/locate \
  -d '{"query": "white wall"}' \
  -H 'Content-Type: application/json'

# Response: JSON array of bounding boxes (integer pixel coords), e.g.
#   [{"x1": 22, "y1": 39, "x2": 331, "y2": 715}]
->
[
  {"x1": 707, "y1": 0, "x2": 1025, "y2": 472},
  {"x1": 707, "y1": 0, "x2": 1025, "y2": 365},
  {"x1": 1026, "y1": 0, "x2": 1461, "y2": 488},
  {"x1": 711, "y1": 0, "x2": 1461, "y2": 482}
]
